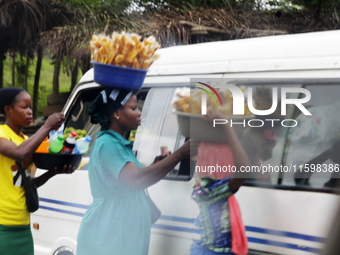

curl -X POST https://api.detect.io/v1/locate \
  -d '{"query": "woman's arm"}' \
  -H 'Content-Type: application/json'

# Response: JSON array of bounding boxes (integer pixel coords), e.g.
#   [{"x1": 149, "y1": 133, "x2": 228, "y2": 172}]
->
[
  {"x1": 32, "y1": 170, "x2": 56, "y2": 188},
  {"x1": 32, "y1": 165, "x2": 75, "y2": 188},
  {"x1": 0, "y1": 113, "x2": 64, "y2": 162},
  {"x1": 119, "y1": 140, "x2": 194, "y2": 190},
  {"x1": 222, "y1": 123, "x2": 251, "y2": 192}
]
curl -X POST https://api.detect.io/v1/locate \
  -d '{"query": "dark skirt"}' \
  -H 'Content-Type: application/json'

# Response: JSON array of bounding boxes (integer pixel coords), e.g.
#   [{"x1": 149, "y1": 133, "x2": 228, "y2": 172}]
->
[{"x1": 0, "y1": 224, "x2": 34, "y2": 255}]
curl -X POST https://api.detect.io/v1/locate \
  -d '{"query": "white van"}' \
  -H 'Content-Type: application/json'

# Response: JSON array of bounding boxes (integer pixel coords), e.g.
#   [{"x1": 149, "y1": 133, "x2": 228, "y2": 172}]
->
[{"x1": 32, "y1": 30, "x2": 340, "y2": 255}]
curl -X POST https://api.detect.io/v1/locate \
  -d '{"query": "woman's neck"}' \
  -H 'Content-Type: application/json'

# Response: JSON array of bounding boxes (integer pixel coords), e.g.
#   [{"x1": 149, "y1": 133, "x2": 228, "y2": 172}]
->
[
  {"x1": 109, "y1": 127, "x2": 125, "y2": 137},
  {"x1": 6, "y1": 121, "x2": 22, "y2": 136},
  {"x1": 108, "y1": 122, "x2": 126, "y2": 137}
]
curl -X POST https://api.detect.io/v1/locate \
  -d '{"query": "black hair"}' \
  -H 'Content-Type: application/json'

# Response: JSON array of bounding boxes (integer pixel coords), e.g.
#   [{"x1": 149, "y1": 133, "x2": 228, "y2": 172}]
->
[
  {"x1": 0, "y1": 87, "x2": 25, "y2": 115},
  {"x1": 88, "y1": 88, "x2": 135, "y2": 130}
]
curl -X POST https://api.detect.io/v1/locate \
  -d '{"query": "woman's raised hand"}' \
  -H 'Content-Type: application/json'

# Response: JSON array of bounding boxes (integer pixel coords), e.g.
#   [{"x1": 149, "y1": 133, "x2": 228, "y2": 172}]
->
[
  {"x1": 177, "y1": 139, "x2": 200, "y2": 159},
  {"x1": 153, "y1": 152, "x2": 171, "y2": 164},
  {"x1": 44, "y1": 113, "x2": 65, "y2": 131},
  {"x1": 201, "y1": 109, "x2": 225, "y2": 122}
]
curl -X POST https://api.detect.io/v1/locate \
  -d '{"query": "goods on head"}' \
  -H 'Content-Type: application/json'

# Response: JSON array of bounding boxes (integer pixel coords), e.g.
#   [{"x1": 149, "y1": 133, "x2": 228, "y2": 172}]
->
[
  {"x1": 172, "y1": 86, "x2": 252, "y2": 116},
  {"x1": 90, "y1": 32, "x2": 160, "y2": 69}
]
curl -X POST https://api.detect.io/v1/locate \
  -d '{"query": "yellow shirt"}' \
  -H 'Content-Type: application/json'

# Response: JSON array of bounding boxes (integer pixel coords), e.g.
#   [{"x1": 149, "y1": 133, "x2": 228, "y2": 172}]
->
[{"x1": 0, "y1": 124, "x2": 32, "y2": 225}]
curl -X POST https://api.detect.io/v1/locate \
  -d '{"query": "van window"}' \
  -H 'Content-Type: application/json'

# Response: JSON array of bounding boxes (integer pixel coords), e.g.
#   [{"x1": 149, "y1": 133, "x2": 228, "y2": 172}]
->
[
  {"x1": 228, "y1": 84, "x2": 300, "y2": 185},
  {"x1": 282, "y1": 84, "x2": 340, "y2": 189},
  {"x1": 133, "y1": 87, "x2": 192, "y2": 179},
  {"x1": 65, "y1": 87, "x2": 102, "y2": 160}
]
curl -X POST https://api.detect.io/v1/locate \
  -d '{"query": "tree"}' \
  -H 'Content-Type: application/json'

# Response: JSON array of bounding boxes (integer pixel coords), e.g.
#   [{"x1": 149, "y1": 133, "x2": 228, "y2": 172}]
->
[
  {"x1": 0, "y1": 0, "x2": 42, "y2": 88},
  {"x1": 33, "y1": 46, "x2": 42, "y2": 120},
  {"x1": 289, "y1": 0, "x2": 340, "y2": 28},
  {"x1": 0, "y1": 0, "x2": 74, "y2": 118},
  {"x1": 42, "y1": 0, "x2": 134, "y2": 84}
]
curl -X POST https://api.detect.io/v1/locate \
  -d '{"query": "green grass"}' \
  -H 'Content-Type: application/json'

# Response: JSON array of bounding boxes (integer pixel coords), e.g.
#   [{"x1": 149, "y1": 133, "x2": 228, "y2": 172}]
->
[{"x1": 2, "y1": 56, "x2": 83, "y2": 118}]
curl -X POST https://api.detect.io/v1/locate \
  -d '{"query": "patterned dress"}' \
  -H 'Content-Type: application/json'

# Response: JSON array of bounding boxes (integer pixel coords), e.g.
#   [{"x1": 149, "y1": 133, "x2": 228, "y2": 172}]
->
[
  {"x1": 191, "y1": 142, "x2": 248, "y2": 255},
  {"x1": 192, "y1": 176, "x2": 234, "y2": 254}
]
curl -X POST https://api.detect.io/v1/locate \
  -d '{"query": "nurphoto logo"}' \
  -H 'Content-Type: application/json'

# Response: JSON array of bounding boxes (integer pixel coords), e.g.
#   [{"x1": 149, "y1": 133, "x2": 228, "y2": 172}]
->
[
  {"x1": 197, "y1": 82, "x2": 223, "y2": 114},
  {"x1": 197, "y1": 82, "x2": 312, "y2": 128}
]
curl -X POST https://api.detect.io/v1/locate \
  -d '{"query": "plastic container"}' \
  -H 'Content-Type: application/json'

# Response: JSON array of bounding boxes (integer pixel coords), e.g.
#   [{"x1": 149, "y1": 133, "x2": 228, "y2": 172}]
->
[
  {"x1": 57, "y1": 122, "x2": 65, "y2": 136},
  {"x1": 72, "y1": 136, "x2": 92, "y2": 154},
  {"x1": 33, "y1": 153, "x2": 82, "y2": 172},
  {"x1": 49, "y1": 135, "x2": 64, "y2": 154},
  {"x1": 91, "y1": 61, "x2": 147, "y2": 90},
  {"x1": 61, "y1": 132, "x2": 77, "y2": 154},
  {"x1": 36, "y1": 140, "x2": 50, "y2": 153},
  {"x1": 49, "y1": 130, "x2": 58, "y2": 143}
]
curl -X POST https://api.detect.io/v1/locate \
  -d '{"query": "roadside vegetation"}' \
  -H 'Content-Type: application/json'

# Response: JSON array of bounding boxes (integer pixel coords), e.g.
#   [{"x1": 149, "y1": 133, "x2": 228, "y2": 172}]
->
[{"x1": 2, "y1": 57, "x2": 82, "y2": 117}]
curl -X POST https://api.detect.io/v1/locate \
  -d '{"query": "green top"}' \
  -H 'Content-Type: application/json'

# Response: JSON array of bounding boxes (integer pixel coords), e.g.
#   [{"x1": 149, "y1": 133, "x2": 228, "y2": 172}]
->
[{"x1": 77, "y1": 130, "x2": 151, "y2": 255}]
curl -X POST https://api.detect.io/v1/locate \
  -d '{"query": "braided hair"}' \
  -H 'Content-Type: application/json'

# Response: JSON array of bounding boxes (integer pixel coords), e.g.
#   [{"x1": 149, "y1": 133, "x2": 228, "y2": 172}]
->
[{"x1": 88, "y1": 88, "x2": 134, "y2": 130}]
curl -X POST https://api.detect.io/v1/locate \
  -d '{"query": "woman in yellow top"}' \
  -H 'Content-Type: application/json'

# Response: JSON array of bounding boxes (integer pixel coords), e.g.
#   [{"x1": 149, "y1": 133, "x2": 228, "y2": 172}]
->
[{"x1": 0, "y1": 87, "x2": 74, "y2": 255}]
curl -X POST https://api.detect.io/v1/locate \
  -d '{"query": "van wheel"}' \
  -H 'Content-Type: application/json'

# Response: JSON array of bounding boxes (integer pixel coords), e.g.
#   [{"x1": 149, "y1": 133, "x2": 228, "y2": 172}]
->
[{"x1": 53, "y1": 246, "x2": 75, "y2": 255}]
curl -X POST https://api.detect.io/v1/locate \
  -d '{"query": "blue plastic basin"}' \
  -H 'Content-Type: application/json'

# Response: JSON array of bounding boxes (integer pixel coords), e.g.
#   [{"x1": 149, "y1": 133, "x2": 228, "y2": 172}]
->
[{"x1": 92, "y1": 61, "x2": 147, "y2": 90}]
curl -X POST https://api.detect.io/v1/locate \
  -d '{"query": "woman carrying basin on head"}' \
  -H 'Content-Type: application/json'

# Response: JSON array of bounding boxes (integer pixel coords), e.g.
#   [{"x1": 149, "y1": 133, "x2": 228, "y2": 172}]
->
[
  {"x1": 191, "y1": 108, "x2": 252, "y2": 255},
  {"x1": 76, "y1": 88, "x2": 198, "y2": 255},
  {"x1": 0, "y1": 87, "x2": 75, "y2": 255}
]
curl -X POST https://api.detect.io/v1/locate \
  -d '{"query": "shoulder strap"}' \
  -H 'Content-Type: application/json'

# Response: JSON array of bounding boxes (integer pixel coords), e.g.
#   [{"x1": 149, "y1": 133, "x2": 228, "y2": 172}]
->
[{"x1": 16, "y1": 161, "x2": 30, "y2": 187}]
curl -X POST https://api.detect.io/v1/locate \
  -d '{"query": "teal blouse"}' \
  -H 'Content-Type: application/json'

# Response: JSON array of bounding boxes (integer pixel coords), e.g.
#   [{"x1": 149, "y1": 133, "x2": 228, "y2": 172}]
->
[{"x1": 77, "y1": 130, "x2": 151, "y2": 255}]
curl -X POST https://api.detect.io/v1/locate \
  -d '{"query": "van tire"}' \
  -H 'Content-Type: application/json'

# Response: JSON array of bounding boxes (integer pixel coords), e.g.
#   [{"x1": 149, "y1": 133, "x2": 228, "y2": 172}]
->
[{"x1": 53, "y1": 246, "x2": 75, "y2": 255}]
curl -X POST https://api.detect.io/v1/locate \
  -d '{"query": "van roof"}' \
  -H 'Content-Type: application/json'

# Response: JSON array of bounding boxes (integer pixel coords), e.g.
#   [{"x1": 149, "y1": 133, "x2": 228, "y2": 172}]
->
[{"x1": 79, "y1": 30, "x2": 340, "y2": 84}]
